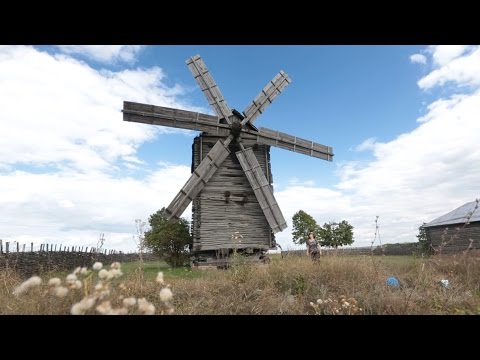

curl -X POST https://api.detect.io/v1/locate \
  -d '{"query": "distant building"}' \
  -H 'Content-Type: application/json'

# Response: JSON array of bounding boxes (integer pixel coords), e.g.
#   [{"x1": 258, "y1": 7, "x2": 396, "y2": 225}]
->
[{"x1": 423, "y1": 201, "x2": 480, "y2": 253}]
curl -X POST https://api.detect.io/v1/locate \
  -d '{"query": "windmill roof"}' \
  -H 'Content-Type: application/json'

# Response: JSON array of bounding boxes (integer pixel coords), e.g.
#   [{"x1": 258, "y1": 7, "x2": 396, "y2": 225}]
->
[{"x1": 423, "y1": 201, "x2": 480, "y2": 228}]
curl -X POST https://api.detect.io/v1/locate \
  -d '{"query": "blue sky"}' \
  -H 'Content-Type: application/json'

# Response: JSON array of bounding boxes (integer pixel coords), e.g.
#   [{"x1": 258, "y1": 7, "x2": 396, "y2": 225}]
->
[{"x1": 1, "y1": 45, "x2": 479, "y2": 251}]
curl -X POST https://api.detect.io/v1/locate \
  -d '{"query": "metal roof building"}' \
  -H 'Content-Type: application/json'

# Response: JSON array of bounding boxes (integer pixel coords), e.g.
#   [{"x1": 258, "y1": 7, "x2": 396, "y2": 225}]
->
[{"x1": 423, "y1": 200, "x2": 480, "y2": 253}]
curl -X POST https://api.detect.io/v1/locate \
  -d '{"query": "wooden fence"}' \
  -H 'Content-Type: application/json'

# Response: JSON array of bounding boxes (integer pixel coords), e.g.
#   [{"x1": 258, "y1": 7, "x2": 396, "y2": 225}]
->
[{"x1": 0, "y1": 240, "x2": 156, "y2": 278}]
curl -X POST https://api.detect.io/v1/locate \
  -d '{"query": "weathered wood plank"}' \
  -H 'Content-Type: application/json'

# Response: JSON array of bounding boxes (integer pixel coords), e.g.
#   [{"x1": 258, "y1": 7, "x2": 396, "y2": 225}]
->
[
  {"x1": 186, "y1": 55, "x2": 232, "y2": 122},
  {"x1": 243, "y1": 70, "x2": 291, "y2": 124},
  {"x1": 235, "y1": 147, "x2": 287, "y2": 233},
  {"x1": 426, "y1": 222, "x2": 480, "y2": 253},
  {"x1": 191, "y1": 135, "x2": 275, "y2": 251},
  {"x1": 252, "y1": 127, "x2": 334, "y2": 161},
  {"x1": 167, "y1": 138, "x2": 231, "y2": 221},
  {"x1": 123, "y1": 102, "x2": 230, "y2": 136}
]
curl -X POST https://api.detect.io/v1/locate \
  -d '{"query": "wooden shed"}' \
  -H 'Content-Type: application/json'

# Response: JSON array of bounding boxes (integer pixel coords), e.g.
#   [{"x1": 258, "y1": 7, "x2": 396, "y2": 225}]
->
[{"x1": 423, "y1": 201, "x2": 480, "y2": 253}]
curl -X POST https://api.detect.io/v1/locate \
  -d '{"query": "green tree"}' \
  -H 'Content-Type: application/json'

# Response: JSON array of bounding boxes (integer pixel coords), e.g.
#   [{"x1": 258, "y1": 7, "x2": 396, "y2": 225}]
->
[
  {"x1": 318, "y1": 220, "x2": 354, "y2": 248},
  {"x1": 417, "y1": 223, "x2": 433, "y2": 255},
  {"x1": 144, "y1": 207, "x2": 192, "y2": 267},
  {"x1": 292, "y1": 210, "x2": 321, "y2": 245}
]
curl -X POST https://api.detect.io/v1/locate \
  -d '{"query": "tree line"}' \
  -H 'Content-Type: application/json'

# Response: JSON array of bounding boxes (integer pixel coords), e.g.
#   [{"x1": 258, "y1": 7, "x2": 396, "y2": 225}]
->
[
  {"x1": 140, "y1": 208, "x2": 354, "y2": 268},
  {"x1": 291, "y1": 210, "x2": 354, "y2": 248}
]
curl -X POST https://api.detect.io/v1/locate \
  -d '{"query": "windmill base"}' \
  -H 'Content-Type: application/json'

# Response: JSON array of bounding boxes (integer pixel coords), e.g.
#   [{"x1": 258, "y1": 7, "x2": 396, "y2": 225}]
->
[{"x1": 191, "y1": 248, "x2": 271, "y2": 268}]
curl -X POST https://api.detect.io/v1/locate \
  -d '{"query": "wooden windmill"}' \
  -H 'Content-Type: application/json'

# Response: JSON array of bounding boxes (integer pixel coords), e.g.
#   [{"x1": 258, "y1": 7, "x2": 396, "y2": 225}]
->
[{"x1": 123, "y1": 55, "x2": 333, "y2": 265}]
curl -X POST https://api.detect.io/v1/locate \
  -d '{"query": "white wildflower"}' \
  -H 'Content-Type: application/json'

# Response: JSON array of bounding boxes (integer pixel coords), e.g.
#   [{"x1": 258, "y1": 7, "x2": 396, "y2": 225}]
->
[
  {"x1": 29, "y1": 276, "x2": 42, "y2": 286},
  {"x1": 13, "y1": 276, "x2": 42, "y2": 296},
  {"x1": 71, "y1": 298, "x2": 95, "y2": 315},
  {"x1": 159, "y1": 288, "x2": 173, "y2": 303},
  {"x1": 92, "y1": 262, "x2": 103, "y2": 271},
  {"x1": 54, "y1": 286, "x2": 69, "y2": 298},
  {"x1": 110, "y1": 308, "x2": 128, "y2": 315},
  {"x1": 80, "y1": 267, "x2": 89, "y2": 275},
  {"x1": 94, "y1": 283, "x2": 104, "y2": 291},
  {"x1": 156, "y1": 272, "x2": 164, "y2": 285},
  {"x1": 73, "y1": 267, "x2": 81, "y2": 275},
  {"x1": 12, "y1": 284, "x2": 27, "y2": 296},
  {"x1": 110, "y1": 262, "x2": 121, "y2": 270},
  {"x1": 109, "y1": 269, "x2": 123, "y2": 278},
  {"x1": 66, "y1": 274, "x2": 77, "y2": 282},
  {"x1": 71, "y1": 303, "x2": 85, "y2": 315},
  {"x1": 96, "y1": 301, "x2": 112, "y2": 315},
  {"x1": 316, "y1": 299, "x2": 323, "y2": 304},
  {"x1": 123, "y1": 297, "x2": 137, "y2": 307},
  {"x1": 48, "y1": 277, "x2": 62, "y2": 287},
  {"x1": 138, "y1": 298, "x2": 155, "y2": 315},
  {"x1": 97, "y1": 288, "x2": 110, "y2": 300},
  {"x1": 166, "y1": 308, "x2": 175, "y2": 315},
  {"x1": 98, "y1": 269, "x2": 109, "y2": 279},
  {"x1": 74, "y1": 280, "x2": 83, "y2": 289}
]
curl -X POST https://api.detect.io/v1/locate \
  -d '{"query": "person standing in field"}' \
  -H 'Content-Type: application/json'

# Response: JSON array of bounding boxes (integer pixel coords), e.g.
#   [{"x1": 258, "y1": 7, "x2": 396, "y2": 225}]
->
[{"x1": 306, "y1": 232, "x2": 321, "y2": 261}]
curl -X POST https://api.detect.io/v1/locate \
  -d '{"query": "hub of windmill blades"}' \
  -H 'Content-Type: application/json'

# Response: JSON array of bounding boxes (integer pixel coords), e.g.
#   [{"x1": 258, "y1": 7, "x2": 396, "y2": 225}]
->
[
  {"x1": 230, "y1": 119, "x2": 243, "y2": 139},
  {"x1": 229, "y1": 109, "x2": 245, "y2": 139}
]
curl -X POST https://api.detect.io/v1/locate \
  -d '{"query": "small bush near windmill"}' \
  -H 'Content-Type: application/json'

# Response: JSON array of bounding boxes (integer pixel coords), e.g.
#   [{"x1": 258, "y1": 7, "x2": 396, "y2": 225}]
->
[{"x1": 144, "y1": 207, "x2": 192, "y2": 268}]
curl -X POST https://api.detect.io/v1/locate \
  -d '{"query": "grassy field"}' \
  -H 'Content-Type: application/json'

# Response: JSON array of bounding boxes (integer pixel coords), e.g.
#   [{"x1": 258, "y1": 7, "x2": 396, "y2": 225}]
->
[
  {"x1": 120, "y1": 260, "x2": 204, "y2": 280},
  {"x1": 1, "y1": 253, "x2": 480, "y2": 314}
]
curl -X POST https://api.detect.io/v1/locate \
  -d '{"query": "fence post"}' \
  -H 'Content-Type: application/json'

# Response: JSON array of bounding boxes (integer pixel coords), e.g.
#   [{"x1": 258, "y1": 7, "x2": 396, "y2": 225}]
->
[
  {"x1": 17, "y1": 242, "x2": 19, "y2": 253},
  {"x1": 31, "y1": 242, "x2": 33, "y2": 252},
  {"x1": 6, "y1": 242, "x2": 9, "y2": 254},
  {"x1": 46, "y1": 244, "x2": 49, "y2": 252},
  {"x1": 0, "y1": 239, "x2": 2, "y2": 254}
]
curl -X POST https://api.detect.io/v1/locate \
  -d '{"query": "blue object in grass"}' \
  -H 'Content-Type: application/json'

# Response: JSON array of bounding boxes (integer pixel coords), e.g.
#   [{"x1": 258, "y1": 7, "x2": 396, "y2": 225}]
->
[{"x1": 386, "y1": 277, "x2": 400, "y2": 288}]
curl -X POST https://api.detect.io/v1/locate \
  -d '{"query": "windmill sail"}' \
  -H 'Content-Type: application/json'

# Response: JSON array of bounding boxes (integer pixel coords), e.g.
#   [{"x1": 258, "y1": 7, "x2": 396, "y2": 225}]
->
[
  {"x1": 166, "y1": 137, "x2": 232, "y2": 222},
  {"x1": 242, "y1": 70, "x2": 291, "y2": 125},
  {"x1": 236, "y1": 147, "x2": 287, "y2": 233},
  {"x1": 186, "y1": 55, "x2": 233, "y2": 123}
]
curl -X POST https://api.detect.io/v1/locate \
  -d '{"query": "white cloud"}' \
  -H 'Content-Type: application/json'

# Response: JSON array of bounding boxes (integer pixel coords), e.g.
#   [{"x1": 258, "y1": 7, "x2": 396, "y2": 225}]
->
[
  {"x1": 0, "y1": 45, "x2": 199, "y2": 251},
  {"x1": 428, "y1": 45, "x2": 470, "y2": 67},
  {"x1": 410, "y1": 53, "x2": 426, "y2": 64},
  {"x1": 418, "y1": 46, "x2": 480, "y2": 89},
  {"x1": 355, "y1": 137, "x2": 377, "y2": 152},
  {"x1": 0, "y1": 46, "x2": 198, "y2": 173},
  {"x1": 55, "y1": 45, "x2": 144, "y2": 64},
  {"x1": 0, "y1": 165, "x2": 191, "y2": 252}
]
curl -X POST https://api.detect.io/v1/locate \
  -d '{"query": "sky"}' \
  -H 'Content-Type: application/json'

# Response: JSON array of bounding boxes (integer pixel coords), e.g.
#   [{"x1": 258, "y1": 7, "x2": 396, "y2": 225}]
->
[{"x1": 0, "y1": 45, "x2": 479, "y2": 252}]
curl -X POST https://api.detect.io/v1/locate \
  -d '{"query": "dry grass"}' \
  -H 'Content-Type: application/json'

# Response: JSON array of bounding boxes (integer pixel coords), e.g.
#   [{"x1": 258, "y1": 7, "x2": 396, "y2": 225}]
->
[{"x1": 1, "y1": 253, "x2": 480, "y2": 314}]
